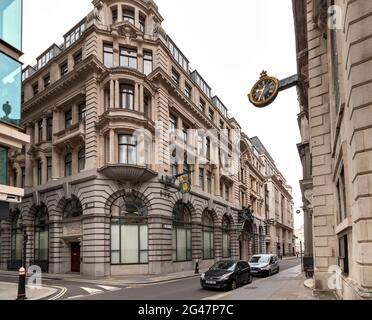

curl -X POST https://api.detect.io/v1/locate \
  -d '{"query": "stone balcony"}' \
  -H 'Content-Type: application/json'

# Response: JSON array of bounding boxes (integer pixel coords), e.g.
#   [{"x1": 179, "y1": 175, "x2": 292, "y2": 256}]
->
[
  {"x1": 53, "y1": 122, "x2": 86, "y2": 152},
  {"x1": 98, "y1": 163, "x2": 157, "y2": 183}
]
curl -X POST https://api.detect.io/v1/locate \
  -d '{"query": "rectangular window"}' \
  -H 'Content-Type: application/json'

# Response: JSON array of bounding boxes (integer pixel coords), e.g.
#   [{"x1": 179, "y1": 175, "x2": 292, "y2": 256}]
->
[
  {"x1": 74, "y1": 50, "x2": 82, "y2": 66},
  {"x1": 38, "y1": 119, "x2": 43, "y2": 143},
  {"x1": 0, "y1": 0, "x2": 22, "y2": 50},
  {"x1": 47, "y1": 157, "x2": 52, "y2": 181},
  {"x1": 169, "y1": 114, "x2": 177, "y2": 133},
  {"x1": 64, "y1": 22, "x2": 85, "y2": 48},
  {"x1": 120, "y1": 47, "x2": 137, "y2": 69},
  {"x1": 43, "y1": 74, "x2": 50, "y2": 88},
  {"x1": 111, "y1": 7, "x2": 118, "y2": 24},
  {"x1": 65, "y1": 109, "x2": 72, "y2": 129},
  {"x1": 78, "y1": 148, "x2": 85, "y2": 172},
  {"x1": 65, "y1": 154, "x2": 72, "y2": 177},
  {"x1": 206, "y1": 137, "x2": 211, "y2": 161},
  {"x1": 78, "y1": 102, "x2": 86, "y2": 122},
  {"x1": 143, "y1": 51, "x2": 153, "y2": 75},
  {"x1": 120, "y1": 84, "x2": 134, "y2": 110},
  {"x1": 60, "y1": 61, "x2": 68, "y2": 77},
  {"x1": 144, "y1": 93, "x2": 150, "y2": 118},
  {"x1": 37, "y1": 160, "x2": 42, "y2": 185},
  {"x1": 21, "y1": 167, "x2": 25, "y2": 188},
  {"x1": 338, "y1": 235, "x2": 349, "y2": 274},
  {"x1": 13, "y1": 169, "x2": 17, "y2": 187},
  {"x1": 47, "y1": 117, "x2": 53, "y2": 141},
  {"x1": 199, "y1": 168, "x2": 205, "y2": 190},
  {"x1": 184, "y1": 83, "x2": 192, "y2": 99},
  {"x1": 33, "y1": 83, "x2": 39, "y2": 96},
  {"x1": 199, "y1": 99, "x2": 205, "y2": 112},
  {"x1": 171, "y1": 68, "x2": 180, "y2": 86},
  {"x1": 207, "y1": 171, "x2": 212, "y2": 194},
  {"x1": 123, "y1": 9, "x2": 135, "y2": 24},
  {"x1": 119, "y1": 135, "x2": 137, "y2": 165},
  {"x1": 225, "y1": 185, "x2": 229, "y2": 201},
  {"x1": 103, "y1": 43, "x2": 114, "y2": 68},
  {"x1": 336, "y1": 166, "x2": 347, "y2": 223},
  {"x1": 0, "y1": 147, "x2": 8, "y2": 185},
  {"x1": 139, "y1": 15, "x2": 146, "y2": 32},
  {"x1": 208, "y1": 109, "x2": 214, "y2": 121}
]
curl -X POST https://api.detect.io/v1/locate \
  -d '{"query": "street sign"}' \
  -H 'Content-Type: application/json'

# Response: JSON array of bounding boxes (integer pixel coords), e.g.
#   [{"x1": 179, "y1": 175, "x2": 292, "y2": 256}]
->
[{"x1": 179, "y1": 175, "x2": 191, "y2": 194}]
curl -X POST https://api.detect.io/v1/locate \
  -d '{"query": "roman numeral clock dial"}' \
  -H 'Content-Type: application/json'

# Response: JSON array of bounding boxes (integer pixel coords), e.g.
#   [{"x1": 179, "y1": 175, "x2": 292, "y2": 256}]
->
[{"x1": 248, "y1": 71, "x2": 280, "y2": 108}]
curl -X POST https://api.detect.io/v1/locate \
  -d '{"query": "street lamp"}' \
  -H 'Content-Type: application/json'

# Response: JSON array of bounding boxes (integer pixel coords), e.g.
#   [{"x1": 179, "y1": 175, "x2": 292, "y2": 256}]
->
[{"x1": 17, "y1": 225, "x2": 28, "y2": 300}]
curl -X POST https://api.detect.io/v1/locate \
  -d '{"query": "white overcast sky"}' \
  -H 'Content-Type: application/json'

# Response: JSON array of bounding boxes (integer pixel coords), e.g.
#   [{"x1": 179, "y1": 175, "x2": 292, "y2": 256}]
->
[{"x1": 21, "y1": 0, "x2": 304, "y2": 229}]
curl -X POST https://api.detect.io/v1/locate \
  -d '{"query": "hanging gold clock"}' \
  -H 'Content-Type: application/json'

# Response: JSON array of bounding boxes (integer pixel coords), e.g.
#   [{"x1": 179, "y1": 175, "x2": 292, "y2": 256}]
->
[{"x1": 248, "y1": 71, "x2": 280, "y2": 108}]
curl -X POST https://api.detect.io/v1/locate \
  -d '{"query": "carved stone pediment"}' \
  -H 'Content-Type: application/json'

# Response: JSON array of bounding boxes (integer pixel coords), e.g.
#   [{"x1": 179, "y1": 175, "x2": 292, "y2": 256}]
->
[{"x1": 113, "y1": 23, "x2": 142, "y2": 40}]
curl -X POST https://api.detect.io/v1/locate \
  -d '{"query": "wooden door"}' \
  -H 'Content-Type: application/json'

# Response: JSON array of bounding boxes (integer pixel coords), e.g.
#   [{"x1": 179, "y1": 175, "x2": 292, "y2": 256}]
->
[{"x1": 71, "y1": 242, "x2": 80, "y2": 273}]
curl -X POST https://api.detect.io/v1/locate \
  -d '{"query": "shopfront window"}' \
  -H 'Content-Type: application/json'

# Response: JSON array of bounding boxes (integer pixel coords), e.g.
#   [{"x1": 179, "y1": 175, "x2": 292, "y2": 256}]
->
[
  {"x1": 202, "y1": 210, "x2": 214, "y2": 259},
  {"x1": 34, "y1": 205, "x2": 49, "y2": 262},
  {"x1": 0, "y1": 52, "x2": 21, "y2": 127},
  {"x1": 222, "y1": 215, "x2": 231, "y2": 258},
  {"x1": 0, "y1": 146, "x2": 8, "y2": 185},
  {"x1": 110, "y1": 194, "x2": 148, "y2": 265},
  {"x1": 0, "y1": 0, "x2": 22, "y2": 50},
  {"x1": 172, "y1": 202, "x2": 192, "y2": 262}
]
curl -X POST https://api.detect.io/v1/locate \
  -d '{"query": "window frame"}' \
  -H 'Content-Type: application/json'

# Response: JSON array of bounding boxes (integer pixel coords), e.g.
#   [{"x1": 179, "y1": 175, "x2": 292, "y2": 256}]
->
[
  {"x1": 78, "y1": 148, "x2": 85, "y2": 172},
  {"x1": 64, "y1": 153, "x2": 72, "y2": 177},
  {"x1": 119, "y1": 83, "x2": 135, "y2": 110},
  {"x1": 119, "y1": 47, "x2": 137, "y2": 69},
  {"x1": 103, "y1": 43, "x2": 114, "y2": 68},
  {"x1": 118, "y1": 134, "x2": 137, "y2": 165}
]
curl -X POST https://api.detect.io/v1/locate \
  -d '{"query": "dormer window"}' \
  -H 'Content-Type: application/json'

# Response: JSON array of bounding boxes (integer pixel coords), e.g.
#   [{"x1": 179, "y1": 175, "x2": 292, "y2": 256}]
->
[
  {"x1": 139, "y1": 15, "x2": 146, "y2": 32},
  {"x1": 111, "y1": 7, "x2": 118, "y2": 24},
  {"x1": 123, "y1": 8, "x2": 134, "y2": 24}
]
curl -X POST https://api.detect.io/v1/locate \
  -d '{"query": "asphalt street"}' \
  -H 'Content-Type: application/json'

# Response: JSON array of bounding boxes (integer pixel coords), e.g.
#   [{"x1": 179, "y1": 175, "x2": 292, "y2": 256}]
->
[{"x1": 0, "y1": 258, "x2": 300, "y2": 300}]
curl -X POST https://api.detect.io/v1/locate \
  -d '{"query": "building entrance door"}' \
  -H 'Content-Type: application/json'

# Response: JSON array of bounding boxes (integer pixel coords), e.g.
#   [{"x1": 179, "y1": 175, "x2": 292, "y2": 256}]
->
[{"x1": 71, "y1": 242, "x2": 80, "y2": 273}]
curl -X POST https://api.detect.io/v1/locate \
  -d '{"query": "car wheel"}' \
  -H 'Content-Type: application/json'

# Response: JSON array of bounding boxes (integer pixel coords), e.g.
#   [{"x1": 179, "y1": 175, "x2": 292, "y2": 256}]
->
[
  {"x1": 248, "y1": 274, "x2": 253, "y2": 284},
  {"x1": 230, "y1": 280, "x2": 237, "y2": 291}
]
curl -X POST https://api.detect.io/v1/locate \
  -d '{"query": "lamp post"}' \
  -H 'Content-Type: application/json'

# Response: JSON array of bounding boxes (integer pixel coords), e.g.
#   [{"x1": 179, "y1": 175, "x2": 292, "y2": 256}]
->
[
  {"x1": 17, "y1": 226, "x2": 28, "y2": 300},
  {"x1": 300, "y1": 240, "x2": 303, "y2": 272}
]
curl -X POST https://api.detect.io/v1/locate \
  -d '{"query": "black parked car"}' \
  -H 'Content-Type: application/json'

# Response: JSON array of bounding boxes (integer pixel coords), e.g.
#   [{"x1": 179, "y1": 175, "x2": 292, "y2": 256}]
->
[{"x1": 200, "y1": 260, "x2": 253, "y2": 291}]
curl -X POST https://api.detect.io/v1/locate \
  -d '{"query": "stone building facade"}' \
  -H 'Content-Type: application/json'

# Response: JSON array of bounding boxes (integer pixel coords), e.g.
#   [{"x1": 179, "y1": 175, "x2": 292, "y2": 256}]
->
[
  {"x1": 293, "y1": 0, "x2": 372, "y2": 300},
  {"x1": 250, "y1": 137, "x2": 295, "y2": 257},
  {"x1": 0, "y1": 0, "x2": 282, "y2": 277}
]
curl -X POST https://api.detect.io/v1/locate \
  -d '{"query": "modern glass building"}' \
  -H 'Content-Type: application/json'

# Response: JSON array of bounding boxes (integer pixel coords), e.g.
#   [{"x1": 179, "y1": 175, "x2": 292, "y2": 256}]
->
[{"x1": 0, "y1": 0, "x2": 29, "y2": 211}]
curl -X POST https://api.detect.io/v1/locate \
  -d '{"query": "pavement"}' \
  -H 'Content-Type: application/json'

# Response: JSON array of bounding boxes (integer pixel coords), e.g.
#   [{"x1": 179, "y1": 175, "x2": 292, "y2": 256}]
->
[
  {"x1": 0, "y1": 281, "x2": 57, "y2": 300},
  {"x1": 209, "y1": 264, "x2": 336, "y2": 300}
]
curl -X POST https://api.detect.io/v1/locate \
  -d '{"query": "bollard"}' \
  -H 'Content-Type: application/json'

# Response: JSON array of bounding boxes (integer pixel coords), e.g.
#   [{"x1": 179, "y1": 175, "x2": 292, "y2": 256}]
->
[
  {"x1": 194, "y1": 259, "x2": 199, "y2": 274},
  {"x1": 17, "y1": 267, "x2": 27, "y2": 300}
]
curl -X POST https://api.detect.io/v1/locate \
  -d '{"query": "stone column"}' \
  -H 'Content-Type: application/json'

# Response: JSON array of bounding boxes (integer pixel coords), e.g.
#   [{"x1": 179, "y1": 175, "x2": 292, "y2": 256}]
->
[
  {"x1": 42, "y1": 117, "x2": 47, "y2": 142},
  {"x1": 72, "y1": 103, "x2": 79, "y2": 125},
  {"x1": 117, "y1": 4, "x2": 123, "y2": 23},
  {"x1": 25, "y1": 125, "x2": 33, "y2": 187},
  {"x1": 110, "y1": 80, "x2": 115, "y2": 109},
  {"x1": 134, "y1": 83, "x2": 139, "y2": 112},
  {"x1": 109, "y1": 129, "x2": 115, "y2": 163},
  {"x1": 214, "y1": 166, "x2": 220, "y2": 196},
  {"x1": 139, "y1": 84, "x2": 144, "y2": 113},
  {"x1": 34, "y1": 122, "x2": 39, "y2": 144},
  {"x1": 115, "y1": 80, "x2": 120, "y2": 109}
]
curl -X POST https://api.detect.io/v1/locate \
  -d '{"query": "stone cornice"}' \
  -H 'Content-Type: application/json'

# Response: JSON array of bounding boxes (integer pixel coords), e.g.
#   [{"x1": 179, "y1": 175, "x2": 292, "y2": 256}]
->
[{"x1": 22, "y1": 56, "x2": 105, "y2": 120}]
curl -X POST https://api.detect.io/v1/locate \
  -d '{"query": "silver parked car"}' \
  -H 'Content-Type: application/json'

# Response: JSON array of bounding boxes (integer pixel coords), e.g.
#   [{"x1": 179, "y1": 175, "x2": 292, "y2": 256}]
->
[{"x1": 249, "y1": 254, "x2": 280, "y2": 277}]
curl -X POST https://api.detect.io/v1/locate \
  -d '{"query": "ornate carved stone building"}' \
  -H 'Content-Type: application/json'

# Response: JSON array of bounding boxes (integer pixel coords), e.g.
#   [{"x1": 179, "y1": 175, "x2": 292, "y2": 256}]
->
[
  {"x1": 0, "y1": 0, "x2": 288, "y2": 277},
  {"x1": 293, "y1": 0, "x2": 372, "y2": 300},
  {"x1": 250, "y1": 137, "x2": 295, "y2": 257}
]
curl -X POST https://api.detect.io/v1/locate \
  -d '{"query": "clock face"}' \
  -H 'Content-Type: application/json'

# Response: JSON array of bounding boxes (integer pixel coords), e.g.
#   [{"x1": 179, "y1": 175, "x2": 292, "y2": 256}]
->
[{"x1": 248, "y1": 74, "x2": 280, "y2": 108}]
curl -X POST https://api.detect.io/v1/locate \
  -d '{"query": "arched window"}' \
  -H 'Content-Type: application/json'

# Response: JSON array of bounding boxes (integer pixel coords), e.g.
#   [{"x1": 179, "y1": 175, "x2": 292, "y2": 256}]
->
[
  {"x1": 110, "y1": 194, "x2": 148, "y2": 265},
  {"x1": 120, "y1": 84, "x2": 134, "y2": 110},
  {"x1": 202, "y1": 210, "x2": 214, "y2": 259},
  {"x1": 222, "y1": 215, "x2": 231, "y2": 258},
  {"x1": 34, "y1": 205, "x2": 49, "y2": 264},
  {"x1": 11, "y1": 212, "x2": 22, "y2": 262},
  {"x1": 78, "y1": 148, "x2": 85, "y2": 172},
  {"x1": 172, "y1": 202, "x2": 192, "y2": 262},
  {"x1": 65, "y1": 153, "x2": 72, "y2": 177},
  {"x1": 63, "y1": 196, "x2": 83, "y2": 219}
]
